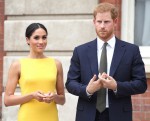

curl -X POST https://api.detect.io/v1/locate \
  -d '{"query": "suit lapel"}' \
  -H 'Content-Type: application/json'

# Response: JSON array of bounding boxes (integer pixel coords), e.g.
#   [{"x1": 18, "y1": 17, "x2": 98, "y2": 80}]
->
[
  {"x1": 109, "y1": 38, "x2": 126, "y2": 76},
  {"x1": 87, "y1": 39, "x2": 99, "y2": 76}
]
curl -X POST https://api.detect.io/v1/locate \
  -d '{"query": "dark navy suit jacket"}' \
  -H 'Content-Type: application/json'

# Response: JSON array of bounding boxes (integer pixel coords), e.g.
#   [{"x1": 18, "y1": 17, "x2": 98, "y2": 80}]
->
[{"x1": 66, "y1": 38, "x2": 147, "y2": 121}]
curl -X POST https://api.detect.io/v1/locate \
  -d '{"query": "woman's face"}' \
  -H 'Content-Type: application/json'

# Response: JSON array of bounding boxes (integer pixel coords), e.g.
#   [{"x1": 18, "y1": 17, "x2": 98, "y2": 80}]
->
[{"x1": 26, "y1": 28, "x2": 47, "y2": 54}]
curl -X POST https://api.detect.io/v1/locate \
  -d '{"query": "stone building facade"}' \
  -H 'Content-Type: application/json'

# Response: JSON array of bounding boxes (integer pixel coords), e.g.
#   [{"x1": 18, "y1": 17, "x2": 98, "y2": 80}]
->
[{"x1": 0, "y1": 0, "x2": 150, "y2": 121}]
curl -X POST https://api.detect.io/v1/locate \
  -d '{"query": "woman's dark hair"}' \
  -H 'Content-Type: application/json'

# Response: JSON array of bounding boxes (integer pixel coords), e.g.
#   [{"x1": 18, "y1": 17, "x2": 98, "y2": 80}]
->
[{"x1": 25, "y1": 23, "x2": 48, "y2": 38}]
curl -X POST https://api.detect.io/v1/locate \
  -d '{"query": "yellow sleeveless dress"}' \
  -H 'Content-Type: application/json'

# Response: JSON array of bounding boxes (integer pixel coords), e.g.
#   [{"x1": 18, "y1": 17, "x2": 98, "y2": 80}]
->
[{"x1": 18, "y1": 58, "x2": 58, "y2": 121}]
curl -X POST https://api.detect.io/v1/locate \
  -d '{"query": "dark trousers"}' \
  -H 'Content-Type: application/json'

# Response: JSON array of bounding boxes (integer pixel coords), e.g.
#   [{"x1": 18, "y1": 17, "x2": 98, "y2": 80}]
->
[{"x1": 95, "y1": 109, "x2": 109, "y2": 121}]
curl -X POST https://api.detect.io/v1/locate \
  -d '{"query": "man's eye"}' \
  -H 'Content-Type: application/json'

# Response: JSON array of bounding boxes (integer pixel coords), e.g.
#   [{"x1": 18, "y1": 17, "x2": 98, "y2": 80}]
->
[
  {"x1": 98, "y1": 21, "x2": 102, "y2": 23},
  {"x1": 105, "y1": 21, "x2": 109, "y2": 23}
]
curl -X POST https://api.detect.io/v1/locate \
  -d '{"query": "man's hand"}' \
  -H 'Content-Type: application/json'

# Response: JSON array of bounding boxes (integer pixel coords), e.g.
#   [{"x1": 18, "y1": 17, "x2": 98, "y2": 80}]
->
[
  {"x1": 99, "y1": 73, "x2": 117, "y2": 91},
  {"x1": 86, "y1": 75, "x2": 103, "y2": 94}
]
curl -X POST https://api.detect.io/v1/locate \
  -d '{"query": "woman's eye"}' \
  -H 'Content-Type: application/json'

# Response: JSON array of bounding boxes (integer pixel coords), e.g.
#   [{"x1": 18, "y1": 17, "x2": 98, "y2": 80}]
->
[
  {"x1": 42, "y1": 36, "x2": 47, "y2": 40},
  {"x1": 34, "y1": 36, "x2": 39, "y2": 40}
]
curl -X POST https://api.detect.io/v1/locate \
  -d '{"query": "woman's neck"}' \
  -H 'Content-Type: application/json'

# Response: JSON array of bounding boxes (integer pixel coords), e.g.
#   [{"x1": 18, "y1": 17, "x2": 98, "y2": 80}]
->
[{"x1": 27, "y1": 53, "x2": 46, "y2": 59}]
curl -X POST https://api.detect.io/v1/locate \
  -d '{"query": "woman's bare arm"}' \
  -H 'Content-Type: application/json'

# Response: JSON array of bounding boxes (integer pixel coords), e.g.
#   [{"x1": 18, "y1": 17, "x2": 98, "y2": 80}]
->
[{"x1": 4, "y1": 60, "x2": 45, "y2": 106}]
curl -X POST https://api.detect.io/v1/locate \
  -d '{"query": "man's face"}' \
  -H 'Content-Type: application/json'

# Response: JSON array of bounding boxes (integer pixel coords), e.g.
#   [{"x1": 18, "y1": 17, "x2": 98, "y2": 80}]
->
[{"x1": 93, "y1": 11, "x2": 117, "y2": 41}]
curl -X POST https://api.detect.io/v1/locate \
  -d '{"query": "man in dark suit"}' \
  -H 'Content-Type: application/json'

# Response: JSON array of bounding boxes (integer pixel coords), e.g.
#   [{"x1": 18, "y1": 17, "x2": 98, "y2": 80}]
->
[{"x1": 65, "y1": 2, "x2": 147, "y2": 121}]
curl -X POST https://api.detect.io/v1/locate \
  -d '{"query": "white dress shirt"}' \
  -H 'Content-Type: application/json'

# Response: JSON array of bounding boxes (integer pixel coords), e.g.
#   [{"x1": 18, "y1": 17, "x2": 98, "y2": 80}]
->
[{"x1": 97, "y1": 35, "x2": 116, "y2": 108}]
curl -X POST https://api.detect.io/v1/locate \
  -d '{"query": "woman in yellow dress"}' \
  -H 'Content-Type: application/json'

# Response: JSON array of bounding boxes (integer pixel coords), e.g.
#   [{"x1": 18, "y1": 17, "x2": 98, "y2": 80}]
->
[{"x1": 4, "y1": 23, "x2": 65, "y2": 121}]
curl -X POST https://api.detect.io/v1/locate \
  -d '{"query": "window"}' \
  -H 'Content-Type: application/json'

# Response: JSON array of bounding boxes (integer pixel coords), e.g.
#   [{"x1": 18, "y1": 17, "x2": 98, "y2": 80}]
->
[
  {"x1": 121, "y1": 0, "x2": 150, "y2": 77},
  {"x1": 134, "y1": 0, "x2": 150, "y2": 46}
]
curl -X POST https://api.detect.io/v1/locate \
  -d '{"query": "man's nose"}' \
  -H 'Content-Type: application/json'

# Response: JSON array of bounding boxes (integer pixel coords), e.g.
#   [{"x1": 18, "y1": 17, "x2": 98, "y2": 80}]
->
[{"x1": 100, "y1": 22, "x2": 105, "y2": 28}]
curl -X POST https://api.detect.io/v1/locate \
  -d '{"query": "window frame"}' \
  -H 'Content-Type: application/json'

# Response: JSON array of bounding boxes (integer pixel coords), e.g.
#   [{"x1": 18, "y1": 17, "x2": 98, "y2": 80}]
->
[{"x1": 121, "y1": 0, "x2": 150, "y2": 77}]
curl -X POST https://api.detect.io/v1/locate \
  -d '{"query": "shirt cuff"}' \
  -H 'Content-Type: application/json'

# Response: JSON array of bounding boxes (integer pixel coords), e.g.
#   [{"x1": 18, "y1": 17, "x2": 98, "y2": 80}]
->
[
  {"x1": 113, "y1": 88, "x2": 117, "y2": 94},
  {"x1": 86, "y1": 89, "x2": 93, "y2": 98}
]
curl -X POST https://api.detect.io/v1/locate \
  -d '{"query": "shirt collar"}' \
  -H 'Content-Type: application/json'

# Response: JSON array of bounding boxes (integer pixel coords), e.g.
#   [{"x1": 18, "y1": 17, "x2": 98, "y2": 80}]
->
[{"x1": 97, "y1": 35, "x2": 116, "y2": 50}]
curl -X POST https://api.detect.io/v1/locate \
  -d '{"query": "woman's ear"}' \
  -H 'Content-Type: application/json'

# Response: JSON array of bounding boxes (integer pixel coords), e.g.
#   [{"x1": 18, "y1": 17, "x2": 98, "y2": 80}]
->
[{"x1": 26, "y1": 37, "x2": 30, "y2": 45}]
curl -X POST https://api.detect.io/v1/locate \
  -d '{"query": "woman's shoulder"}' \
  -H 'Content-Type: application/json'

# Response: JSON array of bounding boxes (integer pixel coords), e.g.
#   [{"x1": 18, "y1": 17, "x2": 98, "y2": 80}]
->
[
  {"x1": 52, "y1": 58, "x2": 62, "y2": 71},
  {"x1": 11, "y1": 59, "x2": 20, "y2": 67},
  {"x1": 9, "y1": 59, "x2": 21, "y2": 73},
  {"x1": 54, "y1": 59, "x2": 62, "y2": 67}
]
